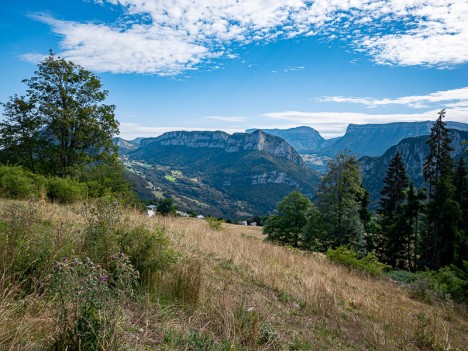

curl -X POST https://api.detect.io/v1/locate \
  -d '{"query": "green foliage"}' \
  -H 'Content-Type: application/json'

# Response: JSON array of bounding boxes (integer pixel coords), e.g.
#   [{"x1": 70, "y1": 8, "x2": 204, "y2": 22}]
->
[
  {"x1": 264, "y1": 190, "x2": 312, "y2": 248},
  {"x1": 82, "y1": 196, "x2": 123, "y2": 267},
  {"x1": 119, "y1": 226, "x2": 176, "y2": 286},
  {"x1": 52, "y1": 255, "x2": 139, "y2": 350},
  {"x1": 326, "y1": 246, "x2": 390, "y2": 276},
  {"x1": 0, "y1": 165, "x2": 45, "y2": 199},
  {"x1": 206, "y1": 216, "x2": 224, "y2": 230},
  {"x1": 157, "y1": 197, "x2": 177, "y2": 216},
  {"x1": 0, "y1": 51, "x2": 119, "y2": 177},
  {"x1": 0, "y1": 203, "x2": 75, "y2": 294},
  {"x1": 318, "y1": 152, "x2": 367, "y2": 255},
  {"x1": 46, "y1": 176, "x2": 88, "y2": 203}
]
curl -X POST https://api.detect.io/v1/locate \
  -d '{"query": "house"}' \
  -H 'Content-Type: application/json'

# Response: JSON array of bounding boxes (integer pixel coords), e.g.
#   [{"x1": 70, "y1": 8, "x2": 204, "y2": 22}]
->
[
  {"x1": 249, "y1": 222, "x2": 257, "y2": 226},
  {"x1": 147, "y1": 205, "x2": 157, "y2": 211},
  {"x1": 238, "y1": 221, "x2": 248, "y2": 226},
  {"x1": 196, "y1": 215, "x2": 205, "y2": 219}
]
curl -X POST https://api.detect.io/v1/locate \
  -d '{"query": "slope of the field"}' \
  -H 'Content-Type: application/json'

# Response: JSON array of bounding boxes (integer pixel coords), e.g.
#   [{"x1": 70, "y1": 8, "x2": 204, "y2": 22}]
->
[{"x1": 1, "y1": 199, "x2": 467, "y2": 350}]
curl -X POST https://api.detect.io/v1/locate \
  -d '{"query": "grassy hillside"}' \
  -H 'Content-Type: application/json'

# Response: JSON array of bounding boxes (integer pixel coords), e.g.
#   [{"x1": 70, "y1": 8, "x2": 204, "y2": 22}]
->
[{"x1": 1, "y1": 198, "x2": 467, "y2": 350}]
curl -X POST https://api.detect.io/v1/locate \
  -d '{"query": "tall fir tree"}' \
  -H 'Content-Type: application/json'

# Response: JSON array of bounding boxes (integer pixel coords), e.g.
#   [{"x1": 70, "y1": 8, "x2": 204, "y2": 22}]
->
[
  {"x1": 423, "y1": 110, "x2": 461, "y2": 269},
  {"x1": 454, "y1": 157, "x2": 468, "y2": 263},
  {"x1": 317, "y1": 152, "x2": 367, "y2": 256},
  {"x1": 378, "y1": 152, "x2": 410, "y2": 268}
]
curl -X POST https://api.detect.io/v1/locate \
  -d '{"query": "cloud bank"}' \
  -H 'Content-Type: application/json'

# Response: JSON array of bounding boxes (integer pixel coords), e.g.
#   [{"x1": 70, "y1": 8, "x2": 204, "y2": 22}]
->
[{"x1": 24, "y1": 0, "x2": 468, "y2": 75}]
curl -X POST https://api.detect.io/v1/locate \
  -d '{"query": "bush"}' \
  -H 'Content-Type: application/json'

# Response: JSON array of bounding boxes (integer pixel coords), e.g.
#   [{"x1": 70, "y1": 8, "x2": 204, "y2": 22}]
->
[
  {"x1": 408, "y1": 263, "x2": 468, "y2": 303},
  {"x1": 0, "y1": 203, "x2": 75, "y2": 294},
  {"x1": 0, "y1": 165, "x2": 44, "y2": 199},
  {"x1": 119, "y1": 226, "x2": 176, "y2": 287},
  {"x1": 206, "y1": 217, "x2": 224, "y2": 230},
  {"x1": 52, "y1": 255, "x2": 138, "y2": 350},
  {"x1": 46, "y1": 177, "x2": 87, "y2": 203},
  {"x1": 326, "y1": 246, "x2": 390, "y2": 276},
  {"x1": 82, "y1": 196, "x2": 123, "y2": 266}
]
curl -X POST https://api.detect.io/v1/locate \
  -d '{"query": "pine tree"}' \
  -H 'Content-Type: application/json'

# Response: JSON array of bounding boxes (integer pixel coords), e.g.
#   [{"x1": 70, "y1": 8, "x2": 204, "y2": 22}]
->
[
  {"x1": 378, "y1": 152, "x2": 410, "y2": 268},
  {"x1": 317, "y1": 152, "x2": 367, "y2": 256},
  {"x1": 423, "y1": 110, "x2": 461, "y2": 269},
  {"x1": 454, "y1": 157, "x2": 468, "y2": 263},
  {"x1": 404, "y1": 183, "x2": 425, "y2": 271}
]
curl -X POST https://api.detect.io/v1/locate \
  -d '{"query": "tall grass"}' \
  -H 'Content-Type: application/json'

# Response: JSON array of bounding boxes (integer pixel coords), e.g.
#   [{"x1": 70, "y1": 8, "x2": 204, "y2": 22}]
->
[{"x1": 1, "y1": 199, "x2": 467, "y2": 350}]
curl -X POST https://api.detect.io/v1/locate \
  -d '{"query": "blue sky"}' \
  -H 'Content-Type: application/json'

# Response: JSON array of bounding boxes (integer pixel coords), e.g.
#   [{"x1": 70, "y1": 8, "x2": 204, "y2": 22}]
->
[{"x1": 1, "y1": 0, "x2": 468, "y2": 139}]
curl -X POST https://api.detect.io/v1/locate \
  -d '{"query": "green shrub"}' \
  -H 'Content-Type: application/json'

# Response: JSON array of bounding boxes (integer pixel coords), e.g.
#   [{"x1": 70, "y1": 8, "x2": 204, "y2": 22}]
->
[
  {"x1": 52, "y1": 255, "x2": 138, "y2": 350},
  {"x1": 46, "y1": 177, "x2": 87, "y2": 203},
  {"x1": 206, "y1": 217, "x2": 224, "y2": 230},
  {"x1": 0, "y1": 165, "x2": 44, "y2": 199},
  {"x1": 408, "y1": 263, "x2": 468, "y2": 303},
  {"x1": 326, "y1": 246, "x2": 390, "y2": 276},
  {"x1": 119, "y1": 226, "x2": 176, "y2": 287},
  {"x1": 82, "y1": 196, "x2": 123, "y2": 267},
  {"x1": 0, "y1": 203, "x2": 74, "y2": 294}
]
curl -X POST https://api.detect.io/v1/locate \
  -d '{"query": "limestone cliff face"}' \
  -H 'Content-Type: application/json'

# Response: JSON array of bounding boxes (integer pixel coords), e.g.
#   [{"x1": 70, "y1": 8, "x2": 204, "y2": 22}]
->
[
  {"x1": 141, "y1": 130, "x2": 307, "y2": 167},
  {"x1": 246, "y1": 126, "x2": 325, "y2": 152},
  {"x1": 322, "y1": 121, "x2": 468, "y2": 157}
]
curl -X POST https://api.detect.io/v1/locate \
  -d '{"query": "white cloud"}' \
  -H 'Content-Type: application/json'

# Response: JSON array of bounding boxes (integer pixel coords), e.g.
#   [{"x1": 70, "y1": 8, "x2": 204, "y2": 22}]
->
[
  {"x1": 318, "y1": 87, "x2": 468, "y2": 109},
  {"x1": 24, "y1": 0, "x2": 468, "y2": 74}
]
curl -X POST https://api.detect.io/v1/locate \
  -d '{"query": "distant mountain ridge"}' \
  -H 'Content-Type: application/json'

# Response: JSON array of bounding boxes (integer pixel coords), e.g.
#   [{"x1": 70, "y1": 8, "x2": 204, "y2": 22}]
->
[
  {"x1": 119, "y1": 130, "x2": 321, "y2": 218},
  {"x1": 321, "y1": 121, "x2": 468, "y2": 157},
  {"x1": 245, "y1": 126, "x2": 325, "y2": 153},
  {"x1": 360, "y1": 129, "x2": 468, "y2": 209},
  {"x1": 247, "y1": 121, "x2": 468, "y2": 158}
]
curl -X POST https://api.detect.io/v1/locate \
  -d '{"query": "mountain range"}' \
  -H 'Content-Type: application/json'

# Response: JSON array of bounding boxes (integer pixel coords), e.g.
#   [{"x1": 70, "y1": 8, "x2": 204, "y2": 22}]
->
[
  {"x1": 360, "y1": 129, "x2": 468, "y2": 209},
  {"x1": 118, "y1": 130, "x2": 321, "y2": 219},
  {"x1": 116, "y1": 120, "x2": 468, "y2": 218}
]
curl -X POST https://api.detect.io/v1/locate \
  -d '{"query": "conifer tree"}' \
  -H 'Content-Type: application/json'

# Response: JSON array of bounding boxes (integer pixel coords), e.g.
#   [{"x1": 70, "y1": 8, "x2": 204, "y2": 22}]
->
[
  {"x1": 423, "y1": 110, "x2": 461, "y2": 269},
  {"x1": 378, "y1": 152, "x2": 410, "y2": 268},
  {"x1": 317, "y1": 152, "x2": 367, "y2": 255},
  {"x1": 454, "y1": 157, "x2": 468, "y2": 263}
]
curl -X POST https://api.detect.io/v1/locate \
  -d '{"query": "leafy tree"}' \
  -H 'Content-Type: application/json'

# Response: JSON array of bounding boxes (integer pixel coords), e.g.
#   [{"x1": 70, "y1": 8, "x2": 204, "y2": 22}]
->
[
  {"x1": 263, "y1": 190, "x2": 311, "y2": 248},
  {"x1": 0, "y1": 51, "x2": 119, "y2": 176},
  {"x1": 303, "y1": 204, "x2": 326, "y2": 251},
  {"x1": 423, "y1": 110, "x2": 461, "y2": 269},
  {"x1": 157, "y1": 198, "x2": 177, "y2": 216},
  {"x1": 0, "y1": 96, "x2": 44, "y2": 172},
  {"x1": 378, "y1": 152, "x2": 410, "y2": 268},
  {"x1": 317, "y1": 152, "x2": 367, "y2": 256}
]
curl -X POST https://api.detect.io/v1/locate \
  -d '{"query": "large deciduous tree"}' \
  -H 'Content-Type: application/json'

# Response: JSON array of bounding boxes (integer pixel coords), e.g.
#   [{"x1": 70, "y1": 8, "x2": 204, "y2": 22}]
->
[
  {"x1": 0, "y1": 51, "x2": 119, "y2": 176},
  {"x1": 264, "y1": 190, "x2": 312, "y2": 248}
]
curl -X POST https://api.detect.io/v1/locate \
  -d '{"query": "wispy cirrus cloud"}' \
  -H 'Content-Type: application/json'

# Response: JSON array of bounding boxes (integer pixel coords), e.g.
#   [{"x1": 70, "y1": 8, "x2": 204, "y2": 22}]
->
[
  {"x1": 23, "y1": 0, "x2": 468, "y2": 75},
  {"x1": 318, "y1": 87, "x2": 468, "y2": 109}
]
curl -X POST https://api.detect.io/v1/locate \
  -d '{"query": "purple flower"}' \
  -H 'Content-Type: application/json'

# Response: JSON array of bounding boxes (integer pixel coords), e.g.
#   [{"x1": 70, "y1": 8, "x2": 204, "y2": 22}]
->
[{"x1": 99, "y1": 275, "x2": 108, "y2": 282}]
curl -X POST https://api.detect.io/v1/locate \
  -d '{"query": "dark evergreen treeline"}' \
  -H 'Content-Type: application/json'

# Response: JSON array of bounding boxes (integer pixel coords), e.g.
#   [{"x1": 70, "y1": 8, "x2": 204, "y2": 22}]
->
[{"x1": 265, "y1": 110, "x2": 467, "y2": 273}]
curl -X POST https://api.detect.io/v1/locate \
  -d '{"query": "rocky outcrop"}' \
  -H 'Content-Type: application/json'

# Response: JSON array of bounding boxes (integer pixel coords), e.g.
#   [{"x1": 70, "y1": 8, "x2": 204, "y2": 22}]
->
[
  {"x1": 141, "y1": 130, "x2": 307, "y2": 167},
  {"x1": 246, "y1": 126, "x2": 325, "y2": 152},
  {"x1": 321, "y1": 121, "x2": 468, "y2": 157}
]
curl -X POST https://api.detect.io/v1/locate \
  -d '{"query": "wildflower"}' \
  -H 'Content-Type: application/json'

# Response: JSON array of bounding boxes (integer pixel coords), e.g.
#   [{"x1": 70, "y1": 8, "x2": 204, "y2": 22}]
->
[{"x1": 99, "y1": 275, "x2": 108, "y2": 282}]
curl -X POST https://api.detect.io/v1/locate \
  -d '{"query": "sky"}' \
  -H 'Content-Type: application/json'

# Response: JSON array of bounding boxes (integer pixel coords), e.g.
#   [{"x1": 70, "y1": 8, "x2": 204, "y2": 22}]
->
[{"x1": 1, "y1": 0, "x2": 468, "y2": 140}]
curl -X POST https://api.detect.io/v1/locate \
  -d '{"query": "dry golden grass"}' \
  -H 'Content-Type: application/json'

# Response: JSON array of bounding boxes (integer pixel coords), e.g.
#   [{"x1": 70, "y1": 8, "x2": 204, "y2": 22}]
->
[{"x1": 1, "y1": 199, "x2": 468, "y2": 350}]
